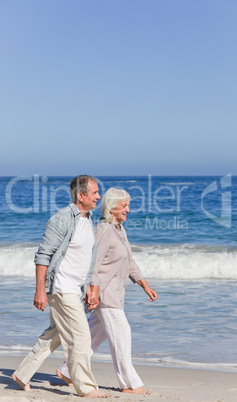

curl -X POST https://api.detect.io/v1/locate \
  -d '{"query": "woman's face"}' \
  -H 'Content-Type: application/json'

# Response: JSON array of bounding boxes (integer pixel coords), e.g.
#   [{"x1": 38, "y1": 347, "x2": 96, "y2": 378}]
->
[{"x1": 111, "y1": 199, "x2": 130, "y2": 225}]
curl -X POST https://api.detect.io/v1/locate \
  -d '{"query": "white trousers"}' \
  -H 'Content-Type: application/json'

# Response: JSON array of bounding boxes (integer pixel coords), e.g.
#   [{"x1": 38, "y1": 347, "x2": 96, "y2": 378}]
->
[
  {"x1": 13, "y1": 293, "x2": 98, "y2": 396},
  {"x1": 59, "y1": 307, "x2": 143, "y2": 390}
]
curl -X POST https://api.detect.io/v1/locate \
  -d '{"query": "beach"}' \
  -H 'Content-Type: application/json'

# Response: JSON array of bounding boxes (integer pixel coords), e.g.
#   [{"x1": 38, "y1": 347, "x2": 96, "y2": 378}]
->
[
  {"x1": 1, "y1": 176, "x2": 237, "y2": 401},
  {"x1": 1, "y1": 356, "x2": 237, "y2": 401}
]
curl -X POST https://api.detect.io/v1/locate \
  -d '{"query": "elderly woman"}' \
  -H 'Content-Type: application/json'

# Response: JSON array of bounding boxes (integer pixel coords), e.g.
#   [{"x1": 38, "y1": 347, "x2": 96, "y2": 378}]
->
[{"x1": 57, "y1": 188, "x2": 158, "y2": 394}]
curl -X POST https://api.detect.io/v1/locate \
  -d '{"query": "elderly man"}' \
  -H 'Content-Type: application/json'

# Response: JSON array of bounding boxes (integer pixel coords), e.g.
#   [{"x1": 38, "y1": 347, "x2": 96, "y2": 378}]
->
[{"x1": 12, "y1": 175, "x2": 111, "y2": 398}]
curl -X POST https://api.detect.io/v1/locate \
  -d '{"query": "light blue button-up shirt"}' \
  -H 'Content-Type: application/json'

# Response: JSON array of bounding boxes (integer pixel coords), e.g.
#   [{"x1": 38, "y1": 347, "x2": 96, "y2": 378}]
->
[{"x1": 34, "y1": 202, "x2": 98, "y2": 295}]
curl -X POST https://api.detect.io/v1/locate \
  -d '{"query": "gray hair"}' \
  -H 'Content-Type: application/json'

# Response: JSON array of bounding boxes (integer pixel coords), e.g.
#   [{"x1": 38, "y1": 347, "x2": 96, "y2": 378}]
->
[
  {"x1": 101, "y1": 187, "x2": 130, "y2": 223},
  {"x1": 70, "y1": 175, "x2": 98, "y2": 203}
]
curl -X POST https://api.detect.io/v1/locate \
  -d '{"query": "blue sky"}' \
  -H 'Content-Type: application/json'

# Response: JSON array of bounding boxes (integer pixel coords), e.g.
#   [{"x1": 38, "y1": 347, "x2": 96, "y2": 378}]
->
[{"x1": 0, "y1": 0, "x2": 236, "y2": 176}]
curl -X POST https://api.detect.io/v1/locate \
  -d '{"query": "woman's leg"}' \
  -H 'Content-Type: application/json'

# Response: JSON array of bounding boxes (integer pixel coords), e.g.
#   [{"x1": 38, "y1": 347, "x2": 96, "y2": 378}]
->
[
  {"x1": 95, "y1": 308, "x2": 145, "y2": 391},
  {"x1": 89, "y1": 309, "x2": 108, "y2": 352}
]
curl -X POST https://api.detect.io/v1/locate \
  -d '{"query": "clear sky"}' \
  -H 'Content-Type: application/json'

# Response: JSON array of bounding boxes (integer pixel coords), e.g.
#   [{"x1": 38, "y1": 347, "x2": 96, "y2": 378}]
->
[{"x1": 0, "y1": 0, "x2": 236, "y2": 176}]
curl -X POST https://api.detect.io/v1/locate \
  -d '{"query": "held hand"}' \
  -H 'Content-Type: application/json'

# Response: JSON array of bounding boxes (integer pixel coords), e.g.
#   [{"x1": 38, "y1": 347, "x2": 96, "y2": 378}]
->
[
  {"x1": 34, "y1": 290, "x2": 48, "y2": 311},
  {"x1": 85, "y1": 285, "x2": 99, "y2": 310},
  {"x1": 144, "y1": 286, "x2": 158, "y2": 302}
]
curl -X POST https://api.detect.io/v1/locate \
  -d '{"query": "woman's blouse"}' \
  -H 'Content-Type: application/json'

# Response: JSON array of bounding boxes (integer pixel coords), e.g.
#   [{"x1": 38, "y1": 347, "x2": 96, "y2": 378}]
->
[{"x1": 91, "y1": 220, "x2": 143, "y2": 309}]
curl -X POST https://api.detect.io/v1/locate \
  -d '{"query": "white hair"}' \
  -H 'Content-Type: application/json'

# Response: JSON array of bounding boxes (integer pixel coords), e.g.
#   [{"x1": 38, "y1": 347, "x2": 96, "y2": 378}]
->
[{"x1": 101, "y1": 188, "x2": 130, "y2": 223}]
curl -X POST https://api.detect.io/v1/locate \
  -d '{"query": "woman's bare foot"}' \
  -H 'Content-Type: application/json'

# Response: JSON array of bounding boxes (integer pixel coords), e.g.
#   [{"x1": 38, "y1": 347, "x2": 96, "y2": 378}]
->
[
  {"x1": 122, "y1": 387, "x2": 151, "y2": 394},
  {"x1": 12, "y1": 374, "x2": 31, "y2": 391},
  {"x1": 56, "y1": 369, "x2": 73, "y2": 386},
  {"x1": 83, "y1": 389, "x2": 112, "y2": 398}
]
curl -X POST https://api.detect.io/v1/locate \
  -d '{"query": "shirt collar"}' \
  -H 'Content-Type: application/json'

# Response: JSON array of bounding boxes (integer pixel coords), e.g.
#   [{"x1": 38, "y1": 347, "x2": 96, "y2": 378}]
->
[
  {"x1": 69, "y1": 202, "x2": 92, "y2": 218},
  {"x1": 112, "y1": 221, "x2": 122, "y2": 230}
]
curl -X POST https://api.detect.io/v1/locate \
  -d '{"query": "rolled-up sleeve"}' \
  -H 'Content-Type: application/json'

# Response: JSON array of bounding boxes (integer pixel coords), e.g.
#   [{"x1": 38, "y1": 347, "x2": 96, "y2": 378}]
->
[
  {"x1": 128, "y1": 257, "x2": 143, "y2": 283},
  {"x1": 122, "y1": 227, "x2": 143, "y2": 283},
  {"x1": 34, "y1": 216, "x2": 67, "y2": 266},
  {"x1": 90, "y1": 222, "x2": 112, "y2": 286}
]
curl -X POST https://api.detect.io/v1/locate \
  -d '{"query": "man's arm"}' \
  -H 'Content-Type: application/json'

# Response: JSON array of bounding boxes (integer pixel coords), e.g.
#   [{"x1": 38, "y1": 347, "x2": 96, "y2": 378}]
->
[{"x1": 33, "y1": 265, "x2": 48, "y2": 311}]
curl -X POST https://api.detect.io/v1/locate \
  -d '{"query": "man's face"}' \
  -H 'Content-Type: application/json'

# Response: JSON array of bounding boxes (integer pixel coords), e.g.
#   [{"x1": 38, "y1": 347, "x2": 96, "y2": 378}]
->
[{"x1": 78, "y1": 181, "x2": 100, "y2": 212}]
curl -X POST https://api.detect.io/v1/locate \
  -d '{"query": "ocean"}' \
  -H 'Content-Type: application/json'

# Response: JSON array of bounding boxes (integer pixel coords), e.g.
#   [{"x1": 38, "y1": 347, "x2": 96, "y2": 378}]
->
[{"x1": 0, "y1": 175, "x2": 237, "y2": 372}]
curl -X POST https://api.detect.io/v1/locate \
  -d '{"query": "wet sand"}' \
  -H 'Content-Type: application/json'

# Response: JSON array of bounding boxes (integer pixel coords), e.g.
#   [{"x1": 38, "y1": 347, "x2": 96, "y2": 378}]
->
[{"x1": 1, "y1": 356, "x2": 237, "y2": 401}]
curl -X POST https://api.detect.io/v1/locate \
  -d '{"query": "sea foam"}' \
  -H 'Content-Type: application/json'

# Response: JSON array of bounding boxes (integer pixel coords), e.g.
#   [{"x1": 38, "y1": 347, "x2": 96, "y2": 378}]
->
[
  {"x1": 132, "y1": 244, "x2": 237, "y2": 280},
  {"x1": 0, "y1": 243, "x2": 237, "y2": 280}
]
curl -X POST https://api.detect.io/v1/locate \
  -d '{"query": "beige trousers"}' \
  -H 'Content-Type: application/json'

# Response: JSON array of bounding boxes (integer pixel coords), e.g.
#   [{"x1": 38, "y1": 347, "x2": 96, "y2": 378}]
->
[{"x1": 13, "y1": 293, "x2": 98, "y2": 396}]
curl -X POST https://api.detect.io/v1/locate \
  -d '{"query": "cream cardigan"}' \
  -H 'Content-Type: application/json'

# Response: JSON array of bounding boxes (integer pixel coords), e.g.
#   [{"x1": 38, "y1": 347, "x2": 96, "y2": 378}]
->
[{"x1": 91, "y1": 220, "x2": 143, "y2": 309}]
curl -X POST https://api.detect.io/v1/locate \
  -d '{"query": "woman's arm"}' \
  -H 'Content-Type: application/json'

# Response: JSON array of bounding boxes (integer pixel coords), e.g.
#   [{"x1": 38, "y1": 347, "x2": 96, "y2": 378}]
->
[
  {"x1": 136, "y1": 278, "x2": 158, "y2": 302},
  {"x1": 90, "y1": 222, "x2": 115, "y2": 286}
]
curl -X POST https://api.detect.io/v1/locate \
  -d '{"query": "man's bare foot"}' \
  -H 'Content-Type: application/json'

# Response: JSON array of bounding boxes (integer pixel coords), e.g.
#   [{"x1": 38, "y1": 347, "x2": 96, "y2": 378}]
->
[
  {"x1": 122, "y1": 387, "x2": 151, "y2": 394},
  {"x1": 83, "y1": 389, "x2": 112, "y2": 398},
  {"x1": 56, "y1": 369, "x2": 73, "y2": 386},
  {"x1": 12, "y1": 374, "x2": 31, "y2": 391}
]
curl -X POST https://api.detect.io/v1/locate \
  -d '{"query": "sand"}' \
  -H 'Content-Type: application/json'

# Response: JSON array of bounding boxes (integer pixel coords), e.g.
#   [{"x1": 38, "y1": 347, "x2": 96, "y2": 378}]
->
[{"x1": 0, "y1": 356, "x2": 237, "y2": 401}]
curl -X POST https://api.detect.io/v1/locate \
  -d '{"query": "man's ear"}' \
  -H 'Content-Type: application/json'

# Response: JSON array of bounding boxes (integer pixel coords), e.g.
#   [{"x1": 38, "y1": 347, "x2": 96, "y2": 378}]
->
[{"x1": 77, "y1": 192, "x2": 83, "y2": 202}]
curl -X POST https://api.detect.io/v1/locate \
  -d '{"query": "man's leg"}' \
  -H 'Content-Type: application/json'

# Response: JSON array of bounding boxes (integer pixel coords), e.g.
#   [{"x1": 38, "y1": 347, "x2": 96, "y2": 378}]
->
[
  {"x1": 48, "y1": 293, "x2": 99, "y2": 397},
  {"x1": 13, "y1": 308, "x2": 61, "y2": 387},
  {"x1": 57, "y1": 309, "x2": 107, "y2": 382}
]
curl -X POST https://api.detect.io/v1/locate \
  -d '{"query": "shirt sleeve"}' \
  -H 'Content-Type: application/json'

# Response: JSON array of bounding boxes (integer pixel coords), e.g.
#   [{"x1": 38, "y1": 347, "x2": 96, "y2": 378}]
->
[
  {"x1": 128, "y1": 257, "x2": 143, "y2": 283},
  {"x1": 122, "y1": 227, "x2": 143, "y2": 283},
  {"x1": 90, "y1": 221, "x2": 113, "y2": 286},
  {"x1": 34, "y1": 214, "x2": 67, "y2": 266}
]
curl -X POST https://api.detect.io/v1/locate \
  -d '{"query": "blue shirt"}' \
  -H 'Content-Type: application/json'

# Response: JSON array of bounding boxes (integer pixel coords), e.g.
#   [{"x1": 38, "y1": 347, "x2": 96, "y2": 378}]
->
[{"x1": 34, "y1": 202, "x2": 98, "y2": 295}]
